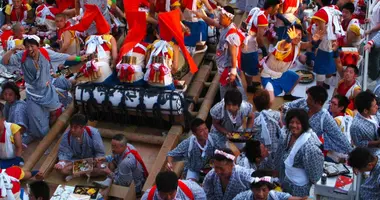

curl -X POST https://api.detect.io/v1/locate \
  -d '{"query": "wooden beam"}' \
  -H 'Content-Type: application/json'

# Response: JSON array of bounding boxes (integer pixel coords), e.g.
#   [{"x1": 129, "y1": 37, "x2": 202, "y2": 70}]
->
[
  {"x1": 97, "y1": 128, "x2": 166, "y2": 145},
  {"x1": 23, "y1": 103, "x2": 75, "y2": 171},
  {"x1": 38, "y1": 137, "x2": 62, "y2": 178},
  {"x1": 142, "y1": 125, "x2": 183, "y2": 192},
  {"x1": 196, "y1": 73, "x2": 220, "y2": 121},
  {"x1": 186, "y1": 64, "x2": 212, "y2": 103},
  {"x1": 173, "y1": 161, "x2": 185, "y2": 178}
]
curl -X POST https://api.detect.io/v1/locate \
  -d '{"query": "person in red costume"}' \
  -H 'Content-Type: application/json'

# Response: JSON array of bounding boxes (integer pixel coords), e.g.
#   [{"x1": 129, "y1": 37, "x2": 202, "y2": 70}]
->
[
  {"x1": 4, "y1": 0, "x2": 32, "y2": 24},
  {"x1": 333, "y1": 64, "x2": 361, "y2": 112},
  {"x1": 55, "y1": 13, "x2": 80, "y2": 55}
]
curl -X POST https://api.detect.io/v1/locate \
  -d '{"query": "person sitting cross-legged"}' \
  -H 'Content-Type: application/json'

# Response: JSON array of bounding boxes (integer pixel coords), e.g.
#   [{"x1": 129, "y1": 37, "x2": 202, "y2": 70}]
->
[
  {"x1": 54, "y1": 113, "x2": 106, "y2": 181},
  {"x1": 93, "y1": 134, "x2": 149, "y2": 197}
]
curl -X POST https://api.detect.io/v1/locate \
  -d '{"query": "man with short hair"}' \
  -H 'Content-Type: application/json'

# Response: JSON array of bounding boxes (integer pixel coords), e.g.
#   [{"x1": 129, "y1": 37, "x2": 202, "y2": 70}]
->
[
  {"x1": 283, "y1": 86, "x2": 352, "y2": 154},
  {"x1": 240, "y1": 0, "x2": 280, "y2": 88},
  {"x1": 166, "y1": 118, "x2": 220, "y2": 182},
  {"x1": 141, "y1": 171, "x2": 206, "y2": 200},
  {"x1": 348, "y1": 147, "x2": 380, "y2": 199},
  {"x1": 54, "y1": 113, "x2": 106, "y2": 181},
  {"x1": 193, "y1": 6, "x2": 246, "y2": 100},
  {"x1": 203, "y1": 148, "x2": 254, "y2": 200},
  {"x1": 339, "y1": 2, "x2": 363, "y2": 47},
  {"x1": 350, "y1": 91, "x2": 380, "y2": 155},
  {"x1": 93, "y1": 134, "x2": 148, "y2": 196},
  {"x1": 55, "y1": 13, "x2": 80, "y2": 55}
]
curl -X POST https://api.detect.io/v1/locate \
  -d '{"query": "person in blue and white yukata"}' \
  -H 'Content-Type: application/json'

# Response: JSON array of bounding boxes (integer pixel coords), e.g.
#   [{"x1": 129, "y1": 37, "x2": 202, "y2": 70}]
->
[
  {"x1": 274, "y1": 108, "x2": 324, "y2": 197},
  {"x1": 1, "y1": 82, "x2": 28, "y2": 138},
  {"x1": 166, "y1": 118, "x2": 220, "y2": 182},
  {"x1": 348, "y1": 147, "x2": 380, "y2": 200},
  {"x1": 233, "y1": 172, "x2": 307, "y2": 200},
  {"x1": 282, "y1": 86, "x2": 353, "y2": 155},
  {"x1": 93, "y1": 134, "x2": 149, "y2": 197},
  {"x1": 252, "y1": 88, "x2": 282, "y2": 159},
  {"x1": 1, "y1": 35, "x2": 87, "y2": 144},
  {"x1": 203, "y1": 148, "x2": 254, "y2": 200},
  {"x1": 236, "y1": 140, "x2": 273, "y2": 171},
  {"x1": 210, "y1": 88, "x2": 254, "y2": 148},
  {"x1": 141, "y1": 171, "x2": 206, "y2": 200},
  {"x1": 54, "y1": 113, "x2": 106, "y2": 181},
  {"x1": 192, "y1": 6, "x2": 247, "y2": 100},
  {"x1": 350, "y1": 91, "x2": 380, "y2": 156}
]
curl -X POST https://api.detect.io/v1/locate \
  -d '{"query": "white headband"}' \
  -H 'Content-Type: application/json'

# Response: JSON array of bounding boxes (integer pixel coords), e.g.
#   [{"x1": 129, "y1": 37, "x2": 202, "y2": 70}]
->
[
  {"x1": 218, "y1": 6, "x2": 234, "y2": 20},
  {"x1": 251, "y1": 176, "x2": 279, "y2": 184},
  {"x1": 24, "y1": 35, "x2": 41, "y2": 43},
  {"x1": 214, "y1": 149, "x2": 235, "y2": 161}
]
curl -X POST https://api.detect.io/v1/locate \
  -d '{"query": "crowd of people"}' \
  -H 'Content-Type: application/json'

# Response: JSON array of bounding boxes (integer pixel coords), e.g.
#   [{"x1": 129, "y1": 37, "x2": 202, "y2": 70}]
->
[{"x1": 0, "y1": 0, "x2": 377, "y2": 199}]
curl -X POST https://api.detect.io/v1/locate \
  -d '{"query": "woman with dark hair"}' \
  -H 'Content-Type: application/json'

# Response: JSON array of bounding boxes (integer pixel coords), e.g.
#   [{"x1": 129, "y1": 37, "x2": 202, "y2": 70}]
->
[
  {"x1": 209, "y1": 88, "x2": 254, "y2": 148},
  {"x1": 274, "y1": 108, "x2": 324, "y2": 197},
  {"x1": 1, "y1": 35, "x2": 87, "y2": 144},
  {"x1": 2, "y1": 81, "x2": 28, "y2": 135},
  {"x1": 236, "y1": 140, "x2": 271, "y2": 170},
  {"x1": 203, "y1": 148, "x2": 254, "y2": 200}
]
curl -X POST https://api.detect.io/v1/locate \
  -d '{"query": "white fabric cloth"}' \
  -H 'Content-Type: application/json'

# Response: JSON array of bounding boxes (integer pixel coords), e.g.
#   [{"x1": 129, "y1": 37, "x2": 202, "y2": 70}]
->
[
  {"x1": 36, "y1": 5, "x2": 55, "y2": 25},
  {"x1": 284, "y1": 129, "x2": 315, "y2": 186},
  {"x1": 85, "y1": 35, "x2": 109, "y2": 59},
  {"x1": 0, "y1": 122, "x2": 15, "y2": 159},
  {"x1": 188, "y1": 135, "x2": 214, "y2": 158},
  {"x1": 0, "y1": 169, "x2": 19, "y2": 200}
]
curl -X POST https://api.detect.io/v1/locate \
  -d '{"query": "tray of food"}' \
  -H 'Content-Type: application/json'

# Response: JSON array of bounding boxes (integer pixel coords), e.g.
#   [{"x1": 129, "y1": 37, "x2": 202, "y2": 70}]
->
[
  {"x1": 295, "y1": 70, "x2": 314, "y2": 84},
  {"x1": 73, "y1": 185, "x2": 99, "y2": 199},
  {"x1": 73, "y1": 158, "x2": 93, "y2": 175},
  {"x1": 227, "y1": 131, "x2": 255, "y2": 142},
  {"x1": 323, "y1": 162, "x2": 350, "y2": 177}
]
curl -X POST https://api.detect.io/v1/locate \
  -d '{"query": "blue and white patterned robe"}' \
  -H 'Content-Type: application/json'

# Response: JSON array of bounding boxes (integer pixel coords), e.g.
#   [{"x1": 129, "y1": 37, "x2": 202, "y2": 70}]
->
[
  {"x1": 3, "y1": 49, "x2": 69, "y2": 138},
  {"x1": 284, "y1": 98, "x2": 352, "y2": 154},
  {"x1": 203, "y1": 165, "x2": 254, "y2": 200},
  {"x1": 141, "y1": 180, "x2": 206, "y2": 200},
  {"x1": 210, "y1": 99, "x2": 253, "y2": 147},
  {"x1": 253, "y1": 109, "x2": 281, "y2": 154},
  {"x1": 112, "y1": 144, "x2": 146, "y2": 193},
  {"x1": 360, "y1": 156, "x2": 380, "y2": 200},
  {"x1": 350, "y1": 113, "x2": 380, "y2": 156},
  {"x1": 167, "y1": 134, "x2": 220, "y2": 175},
  {"x1": 58, "y1": 126, "x2": 105, "y2": 161},
  {"x1": 236, "y1": 152, "x2": 274, "y2": 170},
  {"x1": 4, "y1": 100, "x2": 28, "y2": 130},
  {"x1": 274, "y1": 128, "x2": 324, "y2": 197},
  {"x1": 232, "y1": 190, "x2": 291, "y2": 200}
]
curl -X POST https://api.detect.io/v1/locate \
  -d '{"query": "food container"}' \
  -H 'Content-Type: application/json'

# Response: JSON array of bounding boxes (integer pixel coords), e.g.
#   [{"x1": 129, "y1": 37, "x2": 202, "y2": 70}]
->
[
  {"x1": 295, "y1": 70, "x2": 315, "y2": 84},
  {"x1": 73, "y1": 185, "x2": 100, "y2": 199},
  {"x1": 73, "y1": 158, "x2": 94, "y2": 176},
  {"x1": 227, "y1": 131, "x2": 255, "y2": 143}
]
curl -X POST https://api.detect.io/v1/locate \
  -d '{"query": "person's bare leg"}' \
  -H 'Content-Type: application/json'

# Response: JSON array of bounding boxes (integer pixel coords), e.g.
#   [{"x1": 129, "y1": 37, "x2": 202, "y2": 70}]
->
[
  {"x1": 58, "y1": 163, "x2": 73, "y2": 176},
  {"x1": 244, "y1": 73, "x2": 252, "y2": 87}
]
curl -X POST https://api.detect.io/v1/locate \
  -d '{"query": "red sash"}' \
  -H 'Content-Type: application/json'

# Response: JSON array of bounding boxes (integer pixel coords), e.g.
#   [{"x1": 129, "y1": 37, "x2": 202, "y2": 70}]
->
[
  {"x1": 147, "y1": 180, "x2": 194, "y2": 200},
  {"x1": 122, "y1": 146, "x2": 149, "y2": 178},
  {"x1": 21, "y1": 48, "x2": 50, "y2": 63}
]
